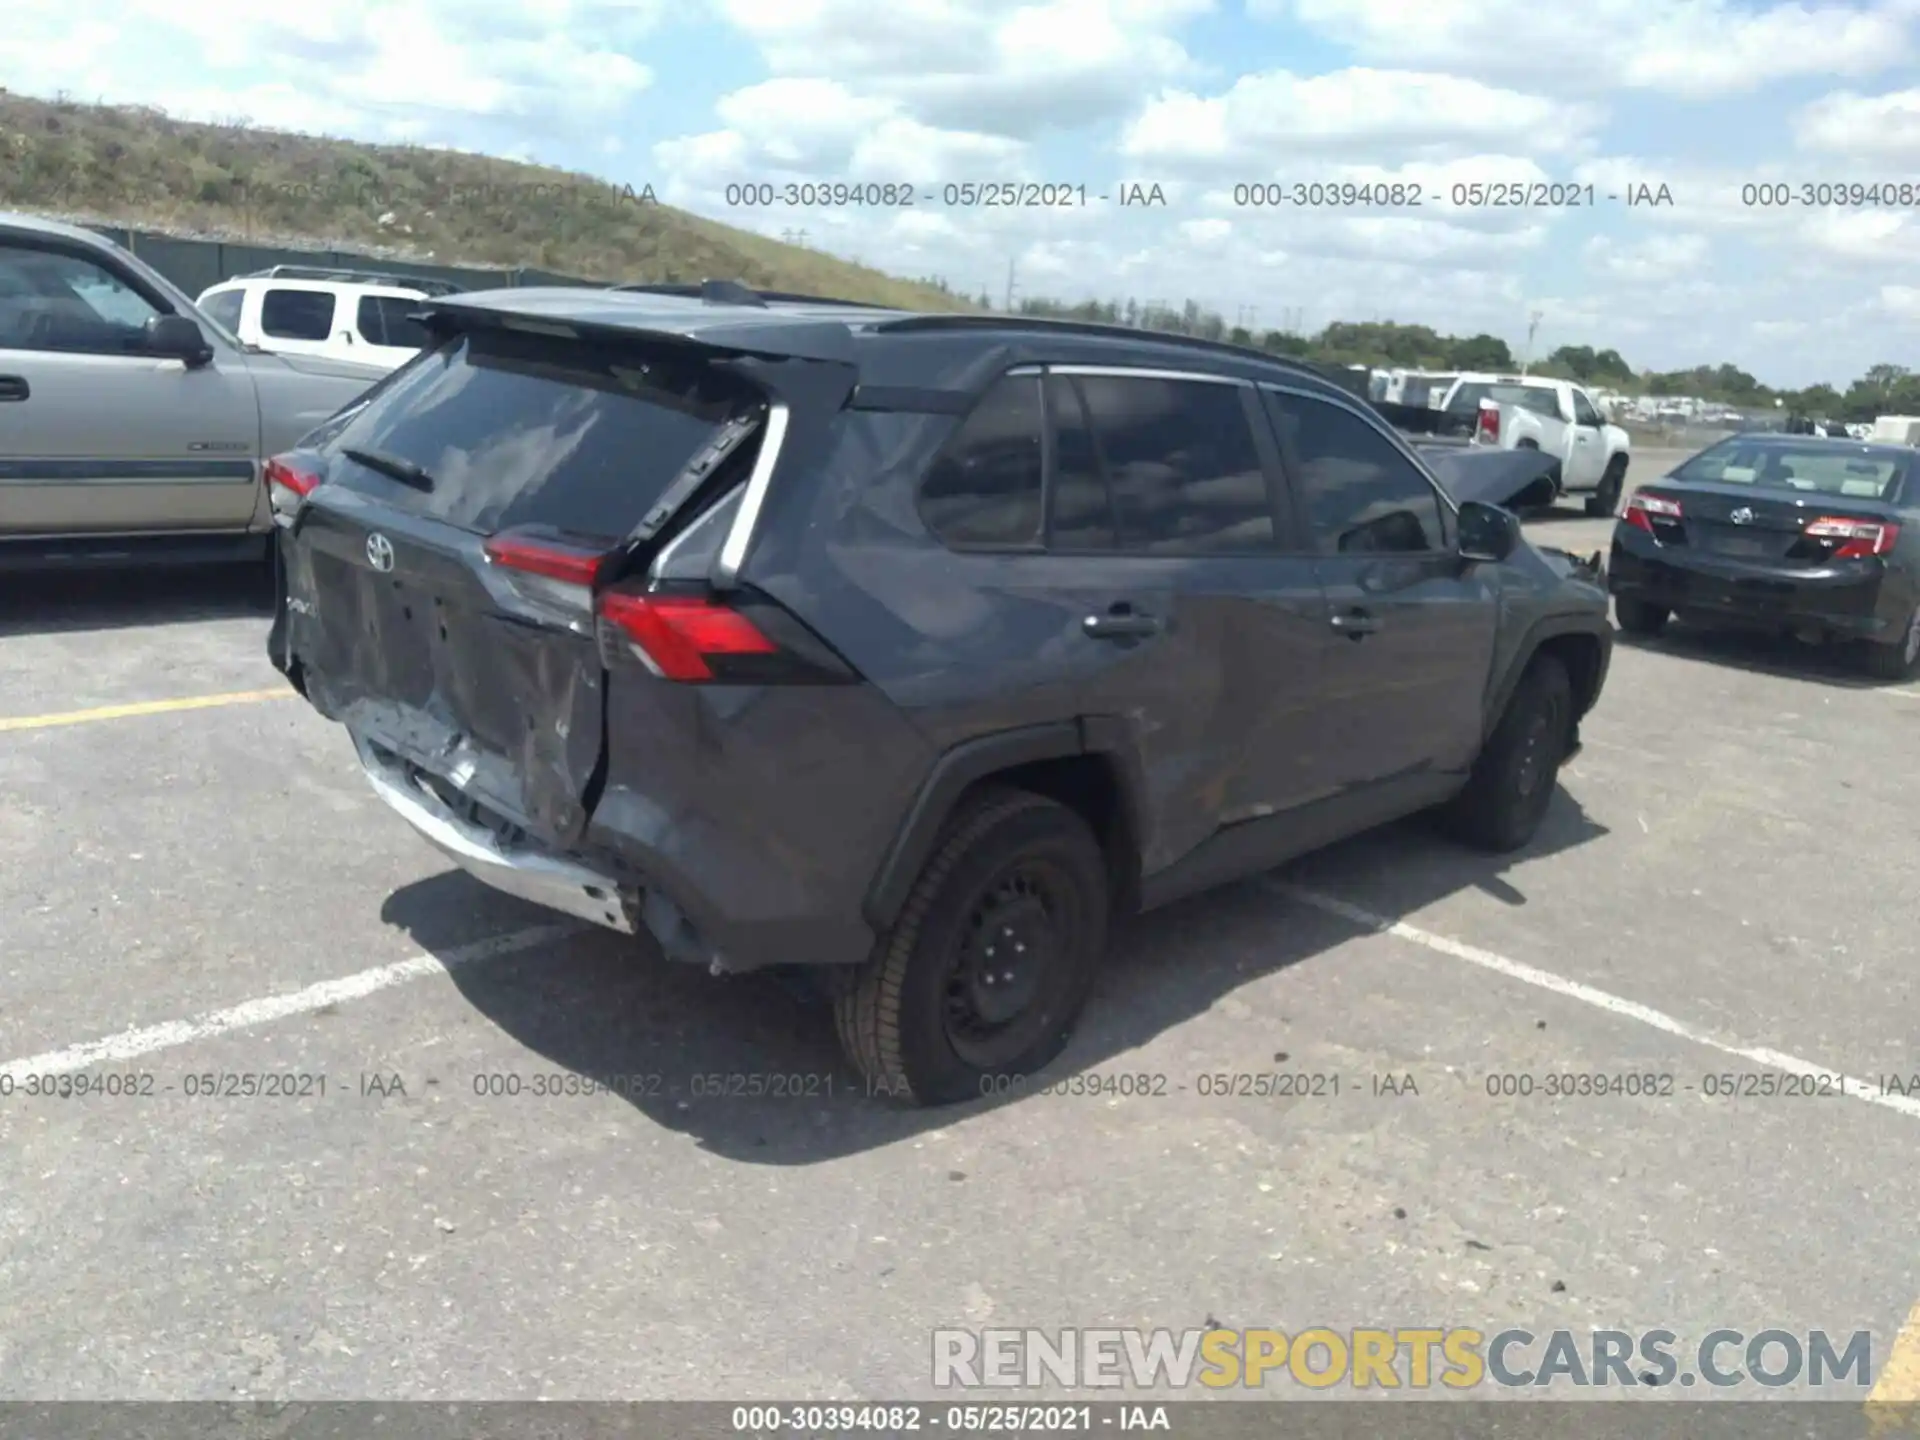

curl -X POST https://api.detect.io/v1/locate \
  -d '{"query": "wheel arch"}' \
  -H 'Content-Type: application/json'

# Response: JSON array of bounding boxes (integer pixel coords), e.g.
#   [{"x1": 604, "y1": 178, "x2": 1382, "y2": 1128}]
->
[
  {"x1": 863, "y1": 719, "x2": 1146, "y2": 932},
  {"x1": 1485, "y1": 616, "x2": 1611, "y2": 743}
]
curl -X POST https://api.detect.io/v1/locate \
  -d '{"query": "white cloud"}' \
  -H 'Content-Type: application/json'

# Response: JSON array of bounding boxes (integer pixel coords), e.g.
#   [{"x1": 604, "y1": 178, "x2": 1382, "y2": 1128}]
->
[
  {"x1": 1269, "y1": 0, "x2": 1920, "y2": 97},
  {"x1": 1584, "y1": 232, "x2": 1711, "y2": 281},
  {"x1": 1884, "y1": 285, "x2": 1920, "y2": 322},
  {"x1": 717, "y1": 0, "x2": 1205, "y2": 137},
  {"x1": 1793, "y1": 87, "x2": 1920, "y2": 162},
  {"x1": 1121, "y1": 69, "x2": 1600, "y2": 166}
]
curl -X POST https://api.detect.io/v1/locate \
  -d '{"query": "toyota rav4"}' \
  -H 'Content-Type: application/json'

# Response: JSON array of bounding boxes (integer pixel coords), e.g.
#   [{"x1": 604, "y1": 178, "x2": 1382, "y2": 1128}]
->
[{"x1": 268, "y1": 282, "x2": 1612, "y2": 1106}]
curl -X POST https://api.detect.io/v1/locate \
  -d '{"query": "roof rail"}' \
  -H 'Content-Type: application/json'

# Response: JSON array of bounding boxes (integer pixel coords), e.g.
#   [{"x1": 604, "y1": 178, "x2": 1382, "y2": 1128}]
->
[
  {"x1": 869, "y1": 312, "x2": 1339, "y2": 376},
  {"x1": 608, "y1": 280, "x2": 894, "y2": 309},
  {"x1": 235, "y1": 264, "x2": 465, "y2": 296}
]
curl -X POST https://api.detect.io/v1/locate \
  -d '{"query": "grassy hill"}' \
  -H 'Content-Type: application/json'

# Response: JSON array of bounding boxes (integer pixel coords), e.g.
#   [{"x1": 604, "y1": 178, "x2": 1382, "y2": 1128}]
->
[{"x1": 0, "y1": 90, "x2": 972, "y2": 310}]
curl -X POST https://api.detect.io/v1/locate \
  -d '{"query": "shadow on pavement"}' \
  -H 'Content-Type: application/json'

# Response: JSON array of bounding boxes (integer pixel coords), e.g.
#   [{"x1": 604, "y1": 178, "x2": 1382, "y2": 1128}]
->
[
  {"x1": 0, "y1": 564, "x2": 272, "y2": 638},
  {"x1": 378, "y1": 788, "x2": 1607, "y2": 1167},
  {"x1": 1616, "y1": 623, "x2": 1914, "y2": 690}
]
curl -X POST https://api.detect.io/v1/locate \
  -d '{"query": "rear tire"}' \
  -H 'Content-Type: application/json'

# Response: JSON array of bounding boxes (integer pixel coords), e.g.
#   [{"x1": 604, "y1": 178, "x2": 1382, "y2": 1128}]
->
[
  {"x1": 1586, "y1": 456, "x2": 1627, "y2": 517},
  {"x1": 1857, "y1": 606, "x2": 1920, "y2": 680},
  {"x1": 834, "y1": 787, "x2": 1108, "y2": 1107},
  {"x1": 1614, "y1": 596, "x2": 1668, "y2": 636},
  {"x1": 1442, "y1": 654, "x2": 1574, "y2": 853}
]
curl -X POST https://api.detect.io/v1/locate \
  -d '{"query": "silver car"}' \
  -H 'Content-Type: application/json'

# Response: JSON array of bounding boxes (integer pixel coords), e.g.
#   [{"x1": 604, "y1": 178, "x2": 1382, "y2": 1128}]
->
[{"x1": 0, "y1": 213, "x2": 388, "y2": 569}]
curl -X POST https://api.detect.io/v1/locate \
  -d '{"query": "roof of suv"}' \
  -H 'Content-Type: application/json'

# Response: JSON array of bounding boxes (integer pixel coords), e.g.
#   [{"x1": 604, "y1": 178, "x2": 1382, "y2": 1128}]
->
[{"x1": 422, "y1": 282, "x2": 1360, "y2": 396}]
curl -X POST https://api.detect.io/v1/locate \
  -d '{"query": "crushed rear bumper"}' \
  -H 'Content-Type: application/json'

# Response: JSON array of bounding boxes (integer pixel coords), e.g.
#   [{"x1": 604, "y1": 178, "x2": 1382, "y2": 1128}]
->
[{"x1": 354, "y1": 733, "x2": 639, "y2": 934}]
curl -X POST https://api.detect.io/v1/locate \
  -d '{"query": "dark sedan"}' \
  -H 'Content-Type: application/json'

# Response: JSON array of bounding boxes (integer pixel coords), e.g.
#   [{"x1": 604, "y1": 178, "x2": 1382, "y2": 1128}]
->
[{"x1": 1608, "y1": 433, "x2": 1920, "y2": 678}]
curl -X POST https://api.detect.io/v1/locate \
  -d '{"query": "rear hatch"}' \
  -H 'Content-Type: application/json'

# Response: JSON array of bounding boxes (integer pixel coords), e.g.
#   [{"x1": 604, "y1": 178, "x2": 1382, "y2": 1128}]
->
[{"x1": 274, "y1": 322, "x2": 774, "y2": 848}]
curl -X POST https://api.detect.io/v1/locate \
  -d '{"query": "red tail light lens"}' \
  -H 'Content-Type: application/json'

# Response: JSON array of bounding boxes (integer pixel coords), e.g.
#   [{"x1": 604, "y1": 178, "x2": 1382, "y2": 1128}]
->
[
  {"x1": 482, "y1": 527, "x2": 612, "y2": 626},
  {"x1": 1805, "y1": 516, "x2": 1898, "y2": 559},
  {"x1": 597, "y1": 593, "x2": 778, "y2": 682},
  {"x1": 1475, "y1": 401, "x2": 1499, "y2": 444},
  {"x1": 1623, "y1": 492, "x2": 1682, "y2": 534},
  {"x1": 265, "y1": 454, "x2": 322, "y2": 523}
]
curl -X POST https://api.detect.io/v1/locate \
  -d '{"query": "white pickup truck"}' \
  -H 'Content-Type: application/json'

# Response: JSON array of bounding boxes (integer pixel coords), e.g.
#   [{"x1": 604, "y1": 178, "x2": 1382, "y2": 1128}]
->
[{"x1": 1436, "y1": 375, "x2": 1632, "y2": 516}]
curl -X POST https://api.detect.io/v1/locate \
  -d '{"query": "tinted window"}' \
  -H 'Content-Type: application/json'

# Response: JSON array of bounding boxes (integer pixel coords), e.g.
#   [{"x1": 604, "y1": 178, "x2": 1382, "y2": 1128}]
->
[
  {"x1": 1075, "y1": 375, "x2": 1274, "y2": 554},
  {"x1": 323, "y1": 329, "x2": 762, "y2": 535},
  {"x1": 260, "y1": 288, "x2": 336, "y2": 340},
  {"x1": 1268, "y1": 391, "x2": 1445, "y2": 554},
  {"x1": 919, "y1": 374, "x2": 1043, "y2": 548},
  {"x1": 357, "y1": 294, "x2": 429, "y2": 349},
  {"x1": 0, "y1": 242, "x2": 161, "y2": 353},
  {"x1": 200, "y1": 289, "x2": 245, "y2": 332},
  {"x1": 1671, "y1": 440, "x2": 1904, "y2": 499},
  {"x1": 1046, "y1": 376, "x2": 1115, "y2": 550}
]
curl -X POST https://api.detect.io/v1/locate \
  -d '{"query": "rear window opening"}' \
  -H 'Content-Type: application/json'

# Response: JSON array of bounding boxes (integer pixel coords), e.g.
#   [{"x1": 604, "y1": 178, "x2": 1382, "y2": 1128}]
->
[{"x1": 317, "y1": 327, "x2": 766, "y2": 538}]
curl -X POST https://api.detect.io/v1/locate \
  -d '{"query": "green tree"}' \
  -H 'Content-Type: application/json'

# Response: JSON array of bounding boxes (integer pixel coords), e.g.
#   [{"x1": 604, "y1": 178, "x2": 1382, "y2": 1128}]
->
[{"x1": 1451, "y1": 333, "x2": 1514, "y2": 369}]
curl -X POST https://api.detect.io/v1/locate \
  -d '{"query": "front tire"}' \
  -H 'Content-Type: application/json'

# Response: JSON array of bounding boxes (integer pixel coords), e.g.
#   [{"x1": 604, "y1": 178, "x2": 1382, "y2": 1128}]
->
[
  {"x1": 1442, "y1": 654, "x2": 1574, "y2": 853},
  {"x1": 834, "y1": 788, "x2": 1109, "y2": 1107},
  {"x1": 1586, "y1": 456, "x2": 1627, "y2": 517},
  {"x1": 1857, "y1": 605, "x2": 1920, "y2": 680},
  {"x1": 1614, "y1": 596, "x2": 1669, "y2": 636}
]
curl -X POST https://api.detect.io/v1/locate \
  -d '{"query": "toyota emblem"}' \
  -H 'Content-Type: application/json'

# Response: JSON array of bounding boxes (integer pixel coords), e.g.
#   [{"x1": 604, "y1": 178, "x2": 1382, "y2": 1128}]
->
[
  {"x1": 365, "y1": 532, "x2": 395, "y2": 571},
  {"x1": 1729, "y1": 507, "x2": 1754, "y2": 525}
]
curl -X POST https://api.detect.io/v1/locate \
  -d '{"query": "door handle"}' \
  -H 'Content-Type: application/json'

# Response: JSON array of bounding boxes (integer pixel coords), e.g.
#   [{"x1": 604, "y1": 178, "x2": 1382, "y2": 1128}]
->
[
  {"x1": 1330, "y1": 609, "x2": 1380, "y2": 639},
  {"x1": 0, "y1": 376, "x2": 29, "y2": 402},
  {"x1": 1083, "y1": 605, "x2": 1161, "y2": 640}
]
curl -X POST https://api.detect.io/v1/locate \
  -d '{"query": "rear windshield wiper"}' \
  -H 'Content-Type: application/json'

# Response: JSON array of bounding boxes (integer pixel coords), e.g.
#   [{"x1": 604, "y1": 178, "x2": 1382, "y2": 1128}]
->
[{"x1": 343, "y1": 446, "x2": 435, "y2": 492}]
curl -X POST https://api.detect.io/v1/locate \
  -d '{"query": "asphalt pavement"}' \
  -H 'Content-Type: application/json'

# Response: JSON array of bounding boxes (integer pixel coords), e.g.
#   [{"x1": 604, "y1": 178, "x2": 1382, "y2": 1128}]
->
[{"x1": 1, "y1": 463, "x2": 1917, "y2": 1407}]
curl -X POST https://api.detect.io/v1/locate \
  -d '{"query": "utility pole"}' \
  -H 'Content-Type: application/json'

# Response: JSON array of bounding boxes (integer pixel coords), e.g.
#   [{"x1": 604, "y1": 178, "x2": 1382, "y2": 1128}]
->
[
  {"x1": 1521, "y1": 309, "x2": 1543, "y2": 375},
  {"x1": 1004, "y1": 257, "x2": 1017, "y2": 312}
]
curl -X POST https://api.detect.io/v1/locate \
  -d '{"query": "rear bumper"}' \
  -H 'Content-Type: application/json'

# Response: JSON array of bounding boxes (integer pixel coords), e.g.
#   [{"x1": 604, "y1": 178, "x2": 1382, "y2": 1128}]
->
[
  {"x1": 1608, "y1": 530, "x2": 1898, "y2": 638},
  {"x1": 355, "y1": 734, "x2": 639, "y2": 934}
]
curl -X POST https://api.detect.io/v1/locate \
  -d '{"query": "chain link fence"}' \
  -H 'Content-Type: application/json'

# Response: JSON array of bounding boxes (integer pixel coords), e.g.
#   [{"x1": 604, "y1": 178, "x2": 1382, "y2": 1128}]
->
[{"x1": 90, "y1": 226, "x2": 600, "y2": 299}]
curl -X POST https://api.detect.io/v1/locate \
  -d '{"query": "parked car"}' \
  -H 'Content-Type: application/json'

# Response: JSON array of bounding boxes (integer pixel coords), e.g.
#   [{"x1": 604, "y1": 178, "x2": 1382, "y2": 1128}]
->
[
  {"x1": 0, "y1": 215, "x2": 388, "y2": 569},
  {"x1": 1609, "y1": 432, "x2": 1920, "y2": 678},
  {"x1": 1436, "y1": 375, "x2": 1633, "y2": 516},
  {"x1": 267, "y1": 283, "x2": 1613, "y2": 1105},
  {"x1": 197, "y1": 266, "x2": 458, "y2": 371}
]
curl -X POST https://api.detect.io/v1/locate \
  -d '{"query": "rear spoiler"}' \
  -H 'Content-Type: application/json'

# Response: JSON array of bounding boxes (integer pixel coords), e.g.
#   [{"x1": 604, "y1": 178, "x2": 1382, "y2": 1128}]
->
[{"x1": 417, "y1": 291, "x2": 865, "y2": 365}]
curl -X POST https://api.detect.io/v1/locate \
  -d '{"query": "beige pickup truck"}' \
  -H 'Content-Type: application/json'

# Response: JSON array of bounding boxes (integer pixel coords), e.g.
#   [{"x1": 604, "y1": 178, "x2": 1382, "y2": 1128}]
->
[{"x1": 0, "y1": 213, "x2": 387, "y2": 571}]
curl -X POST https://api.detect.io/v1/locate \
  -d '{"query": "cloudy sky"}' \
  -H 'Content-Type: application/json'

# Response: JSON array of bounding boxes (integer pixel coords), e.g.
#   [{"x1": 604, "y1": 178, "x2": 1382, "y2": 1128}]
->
[{"x1": 6, "y1": 0, "x2": 1920, "y2": 386}]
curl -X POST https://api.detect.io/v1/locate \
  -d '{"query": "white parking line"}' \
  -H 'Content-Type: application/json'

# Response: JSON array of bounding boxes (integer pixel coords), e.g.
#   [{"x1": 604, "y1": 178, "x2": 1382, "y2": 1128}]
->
[
  {"x1": 0, "y1": 921, "x2": 583, "y2": 1082},
  {"x1": 1265, "y1": 880, "x2": 1920, "y2": 1122}
]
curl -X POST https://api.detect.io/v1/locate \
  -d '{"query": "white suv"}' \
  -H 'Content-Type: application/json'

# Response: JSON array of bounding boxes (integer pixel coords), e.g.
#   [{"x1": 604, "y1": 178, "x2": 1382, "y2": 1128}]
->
[{"x1": 197, "y1": 267, "x2": 456, "y2": 371}]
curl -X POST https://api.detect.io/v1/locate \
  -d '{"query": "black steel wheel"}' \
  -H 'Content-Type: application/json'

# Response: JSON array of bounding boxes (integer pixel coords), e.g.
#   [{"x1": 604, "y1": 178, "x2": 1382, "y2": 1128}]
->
[
  {"x1": 1441, "y1": 653, "x2": 1574, "y2": 853},
  {"x1": 835, "y1": 788, "x2": 1108, "y2": 1106}
]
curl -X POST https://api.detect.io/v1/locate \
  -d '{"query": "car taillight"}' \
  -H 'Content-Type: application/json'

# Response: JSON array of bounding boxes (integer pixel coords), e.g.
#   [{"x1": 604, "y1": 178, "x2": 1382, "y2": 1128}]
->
[
  {"x1": 1623, "y1": 492, "x2": 1682, "y2": 534},
  {"x1": 1805, "y1": 516, "x2": 1899, "y2": 558},
  {"x1": 264, "y1": 454, "x2": 322, "y2": 525},
  {"x1": 1475, "y1": 401, "x2": 1499, "y2": 444},
  {"x1": 482, "y1": 527, "x2": 611, "y2": 627},
  {"x1": 597, "y1": 592, "x2": 778, "y2": 682}
]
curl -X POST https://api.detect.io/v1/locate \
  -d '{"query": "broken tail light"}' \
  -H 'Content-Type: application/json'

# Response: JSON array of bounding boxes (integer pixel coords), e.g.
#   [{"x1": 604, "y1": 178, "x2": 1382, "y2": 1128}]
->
[
  {"x1": 265, "y1": 454, "x2": 323, "y2": 525},
  {"x1": 482, "y1": 527, "x2": 611, "y2": 629},
  {"x1": 1475, "y1": 400, "x2": 1499, "y2": 445},
  {"x1": 1804, "y1": 516, "x2": 1899, "y2": 559},
  {"x1": 1623, "y1": 492, "x2": 1682, "y2": 534}
]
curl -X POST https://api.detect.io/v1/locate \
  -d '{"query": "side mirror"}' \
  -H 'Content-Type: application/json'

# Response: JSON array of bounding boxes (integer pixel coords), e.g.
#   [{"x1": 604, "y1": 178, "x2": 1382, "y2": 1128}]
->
[
  {"x1": 145, "y1": 314, "x2": 213, "y2": 367},
  {"x1": 1457, "y1": 499, "x2": 1521, "y2": 564}
]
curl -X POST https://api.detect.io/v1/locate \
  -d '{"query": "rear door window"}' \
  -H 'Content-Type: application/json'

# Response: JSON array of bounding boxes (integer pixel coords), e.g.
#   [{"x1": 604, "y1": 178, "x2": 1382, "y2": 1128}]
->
[
  {"x1": 356, "y1": 294, "x2": 430, "y2": 349},
  {"x1": 1072, "y1": 374, "x2": 1276, "y2": 554},
  {"x1": 918, "y1": 374, "x2": 1044, "y2": 548},
  {"x1": 320, "y1": 328, "x2": 763, "y2": 536},
  {"x1": 260, "y1": 288, "x2": 337, "y2": 341}
]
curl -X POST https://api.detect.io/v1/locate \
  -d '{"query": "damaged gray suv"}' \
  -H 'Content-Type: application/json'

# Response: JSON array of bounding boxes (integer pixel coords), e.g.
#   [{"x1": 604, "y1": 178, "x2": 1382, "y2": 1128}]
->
[{"x1": 269, "y1": 282, "x2": 1612, "y2": 1106}]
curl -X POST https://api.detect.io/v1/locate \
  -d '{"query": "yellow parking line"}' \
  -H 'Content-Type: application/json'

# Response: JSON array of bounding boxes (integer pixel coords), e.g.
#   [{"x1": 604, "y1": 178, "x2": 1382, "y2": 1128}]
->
[
  {"x1": 0, "y1": 687, "x2": 294, "y2": 732},
  {"x1": 1868, "y1": 1301, "x2": 1920, "y2": 1436}
]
